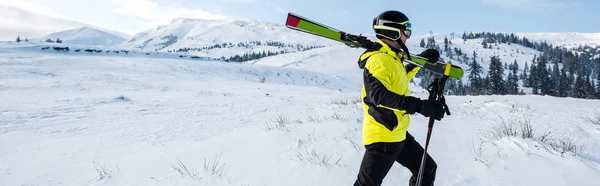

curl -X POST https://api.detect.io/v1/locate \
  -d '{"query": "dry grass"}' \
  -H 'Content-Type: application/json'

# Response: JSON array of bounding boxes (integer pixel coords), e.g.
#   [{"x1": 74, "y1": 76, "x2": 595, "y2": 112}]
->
[
  {"x1": 296, "y1": 147, "x2": 341, "y2": 166},
  {"x1": 331, "y1": 97, "x2": 362, "y2": 105}
]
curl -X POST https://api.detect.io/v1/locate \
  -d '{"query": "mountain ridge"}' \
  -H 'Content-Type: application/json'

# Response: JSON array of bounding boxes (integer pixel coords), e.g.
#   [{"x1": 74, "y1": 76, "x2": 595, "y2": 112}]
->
[{"x1": 36, "y1": 26, "x2": 128, "y2": 46}]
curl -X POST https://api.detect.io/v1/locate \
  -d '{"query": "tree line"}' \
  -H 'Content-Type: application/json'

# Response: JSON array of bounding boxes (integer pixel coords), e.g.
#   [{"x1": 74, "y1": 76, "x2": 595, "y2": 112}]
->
[
  {"x1": 169, "y1": 41, "x2": 324, "y2": 53},
  {"x1": 14, "y1": 36, "x2": 63, "y2": 43},
  {"x1": 416, "y1": 32, "x2": 600, "y2": 100},
  {"x1": 222, "y1": 50, "x2": 291, "y2": 62}
]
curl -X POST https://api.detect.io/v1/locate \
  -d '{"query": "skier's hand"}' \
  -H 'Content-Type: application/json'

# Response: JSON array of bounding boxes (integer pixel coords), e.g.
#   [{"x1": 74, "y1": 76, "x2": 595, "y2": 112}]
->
[
  {"x1": 418, "y1": 100, "x2": 445, "y2": 121},
  {"x1": 417, "y1": 49, "x2": 440, "y2": 63}
]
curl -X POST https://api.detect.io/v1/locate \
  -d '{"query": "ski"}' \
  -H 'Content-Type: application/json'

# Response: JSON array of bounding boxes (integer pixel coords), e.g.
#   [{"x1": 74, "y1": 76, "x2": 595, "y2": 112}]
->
[{"x1": 285, "y1": 12, "x2": 464, "y2": 79}]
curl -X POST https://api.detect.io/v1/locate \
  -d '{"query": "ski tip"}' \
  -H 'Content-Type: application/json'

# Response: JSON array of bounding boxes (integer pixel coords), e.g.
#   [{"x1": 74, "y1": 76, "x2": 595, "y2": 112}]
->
[{"x1": 286, "y1": 13, "x2": 301, "y2": 28}]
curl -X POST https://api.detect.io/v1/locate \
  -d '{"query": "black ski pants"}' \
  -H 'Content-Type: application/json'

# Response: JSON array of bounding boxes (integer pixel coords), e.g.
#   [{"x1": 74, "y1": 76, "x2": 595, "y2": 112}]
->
[{"x1": 353, "y1": 132, "x2": 437, "y2": 186}]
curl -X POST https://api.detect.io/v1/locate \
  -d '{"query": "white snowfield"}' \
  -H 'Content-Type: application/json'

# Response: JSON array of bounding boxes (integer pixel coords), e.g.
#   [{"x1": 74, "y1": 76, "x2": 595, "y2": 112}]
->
[
  {"x1": 517, "y1": 33, "x2": 600, "y2": 48},
  {"x1": 1, "y1": 41, "x2": 599, "y2": 186}
]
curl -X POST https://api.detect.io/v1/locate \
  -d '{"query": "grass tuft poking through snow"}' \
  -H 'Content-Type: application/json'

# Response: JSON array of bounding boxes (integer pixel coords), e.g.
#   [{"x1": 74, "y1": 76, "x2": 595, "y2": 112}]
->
[
  {"x1": 263, "y1": 114, "x2": 291, "y2": 132},
  {"x1": 204, "y1": 154, "x2": 226, "y2": 176},
  {"x1": 329, "y1": 113, "x2": 348, "y2": 120},
  {"x1": 330, "y1": 97, "x2": 362, "y2": 105},
  {"x1": 490, "y1": 116, "x2": 584, "y2": 156},
  {"x1": 93, "y1": 162, "x2": 119, "y2": 181},
  {"x1": 173, "y1": 155, "x2": 226, "y2": 181},
  {"x1": 584, "y1": 113, "x2": 600, "y2": 126},
  {"x1": 305, "y1": 111, "x2": 324, "y2": 123},
  {"x1": 296, "y1": 147, "x2": 341, "y2": 167},
  {"x1": 173, "y1": 158, "x2": 201, "y2": 181},
  {"x1": 114, "y1": 95, "x2": 130, "y2": 101},
  {"x1": 491, "y1": 116, "x2": 551, "y2": 142},
  {"x1": 550, "y1": 139, "x2": 585, "y2": 156},
  {"x1": 491, "y1": 117, "x2": 518, "y2": 139}
]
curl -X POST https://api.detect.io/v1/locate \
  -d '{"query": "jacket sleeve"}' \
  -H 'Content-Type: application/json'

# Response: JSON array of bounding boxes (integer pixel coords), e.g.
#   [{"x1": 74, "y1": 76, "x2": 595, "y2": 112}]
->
[{"x1": 363, "y1": 54, "x2": 422, "y2": 114}]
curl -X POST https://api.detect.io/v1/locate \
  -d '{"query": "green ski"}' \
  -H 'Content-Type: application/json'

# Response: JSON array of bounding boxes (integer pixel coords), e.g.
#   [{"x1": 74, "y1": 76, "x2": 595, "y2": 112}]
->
[{"x1": 285, "y1": 12, "x2": 464, "y2": 79}]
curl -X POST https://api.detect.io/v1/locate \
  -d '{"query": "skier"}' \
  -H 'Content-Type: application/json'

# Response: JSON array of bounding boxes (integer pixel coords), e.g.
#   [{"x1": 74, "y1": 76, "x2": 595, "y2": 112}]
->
[{"x1": 354, "y1": 10, "x2": 446, "y2": 186}]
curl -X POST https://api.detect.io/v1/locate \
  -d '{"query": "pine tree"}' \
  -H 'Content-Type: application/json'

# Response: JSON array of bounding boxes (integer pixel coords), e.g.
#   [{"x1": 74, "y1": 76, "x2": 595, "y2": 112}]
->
[
  {"x1": 573, "y1": 71, "x2": 587, "y2": 98},
  {"x1": 482, "y1": 76, "x2": 491, "y2": 95},
  {"x1": 488, "y1": 55, "x2": 506, "y2": 95},
  {"x1": 522, "y1": 62, "x2": 529, "y2": 85},
  {"x1": 530, "y1": 63, "x2": 539, "y2": 94},
  {"x1": 596, "y1": 61, "x2": 600, "y2": 99},
  {"x1": 537, "y1": 56, "x2": 552, "y2": 95},
  {"x1": 551, "y1": 62, "x2": 560, "y2": 96},
  {"x1": 445, "y1": 78, "x2": 458, "y2": 95},
  {"x1": 506, "y1": 70, "x2": 519, "y2": 95},
  {"x1": 585, "y1": 76, "x2": 594, "y2": 99},
  {"x1": 590, "y1": 78, "x2": 597, "y2": 99},
  {"x1": 426, "y1": 36, "x2": 436, "y2": 49},
  {"x1": 456, "y1": 78, "x2": 465, "y2": 95},
  {"x1": 468, "y1": 51, "x2": 484, "y2": 95},
  {"x1": 558, "y1": 68, "x2": 569, "y2": 97},
  {"x1": 568, "y1": 70, "x2": 575, "y2": 96},
  {"x1": 444, "y1": 36, "x2": 449, "y2": 52},
  {"x1": 482, "y1": 40, "x2": 488, "y2": 49},
  {"x1": 597, "y1": 71, "x2": 600, "y2": 99},
  {"x1": 420, "y1": 39, "x2": 426, "y2": 48}
]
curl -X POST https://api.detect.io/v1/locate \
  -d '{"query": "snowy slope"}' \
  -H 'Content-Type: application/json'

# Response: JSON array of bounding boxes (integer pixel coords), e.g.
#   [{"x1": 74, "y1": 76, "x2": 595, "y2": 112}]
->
[
  {"x1": 407, "y1": 34, "x2": 541, "y2": 66},
  {"x1": 447, "y1": 38, "x2": 541, "y2": 72},
  {"x1": 0, "y1": 5, "x2": 129, "y2": 42},
  {"x1": 1, "y1": 42, "x2": 600, "y2": 186},
  {"x1": 0, "y1": 42, "x2": 221, "y2": 62},
  {"x1": 122, "y1": 18, "x2": 338, "y2": 57},
  {"x1": 37, "y1": 27, "x2": 128, "y2": 46},
  {"x1": 517, "y1": 33, "x2": 600, "y2": 48},
  {"x1": 251, "y1": 45, "x2": 365, "y2": 82}
]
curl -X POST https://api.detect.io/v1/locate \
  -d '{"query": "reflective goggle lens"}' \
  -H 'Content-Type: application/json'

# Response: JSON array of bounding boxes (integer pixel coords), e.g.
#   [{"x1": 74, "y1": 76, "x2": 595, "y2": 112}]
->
[
  {"x1": 403, "y1": 29, "x2": 412, "y2": 38},
  {"x1": 403, "y1": 23, "x2": 412, "y2": 38}
]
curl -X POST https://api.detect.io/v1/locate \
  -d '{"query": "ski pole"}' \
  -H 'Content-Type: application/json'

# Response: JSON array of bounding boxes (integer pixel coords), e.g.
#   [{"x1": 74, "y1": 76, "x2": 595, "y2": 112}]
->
[{"x1": 416, "y1": 76, "x2": 450, "y2": 186}]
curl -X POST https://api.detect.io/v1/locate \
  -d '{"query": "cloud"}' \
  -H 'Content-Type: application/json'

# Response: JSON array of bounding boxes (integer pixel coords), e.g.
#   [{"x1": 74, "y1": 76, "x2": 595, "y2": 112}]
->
[
  {"x1": 262, "y1": 1, "x2": 287, "y2": 14},
  {"x1": 111, "y1": 0, "x2": 228, "y2": 27},
  {"x1": 482, "y1": 0, "x2": 579, "y2": 10},
  {"x1": 0, "y1": 0, "x2": 72, "y2": 19}
]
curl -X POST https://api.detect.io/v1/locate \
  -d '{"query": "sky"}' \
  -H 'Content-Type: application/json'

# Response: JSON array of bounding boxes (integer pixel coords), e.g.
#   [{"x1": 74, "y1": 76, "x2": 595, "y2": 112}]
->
[{"x1": 1, "y1": 0, "x2": 598, "y2": 36}]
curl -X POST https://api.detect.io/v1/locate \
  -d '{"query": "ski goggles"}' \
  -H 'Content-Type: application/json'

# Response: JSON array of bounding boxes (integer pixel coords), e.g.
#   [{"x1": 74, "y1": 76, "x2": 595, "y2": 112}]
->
[{"x1": 373, "y1": 20, "x2": 412, "y2": 39}]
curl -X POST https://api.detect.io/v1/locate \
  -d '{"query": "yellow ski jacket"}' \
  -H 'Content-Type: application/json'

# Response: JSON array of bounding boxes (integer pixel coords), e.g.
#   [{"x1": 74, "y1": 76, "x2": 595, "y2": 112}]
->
[{"x1": 358, "y1": 40, "x2": 422, "y2": 145}]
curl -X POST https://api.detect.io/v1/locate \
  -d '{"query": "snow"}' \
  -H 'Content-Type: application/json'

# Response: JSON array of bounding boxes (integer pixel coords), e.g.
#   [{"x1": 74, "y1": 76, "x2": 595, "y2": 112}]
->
[
  {"x1": 1, "y1": 42, "x2": 600, "y2": 186},
  {"x1": 447, "y1": 38, "x2": 541, "y2": 74},
  {"x1": 36, "y1": 27, "x2": 128, "y2": 46},
  {"x1": 251, "y1": 45, "x2": 364, "y2": 81},
  {"x1": 121, "y1": 18, "x2": 339, "y2": 58},
  {"x1": 516, "y1": 32, "x2": 600, "y2": 48}
]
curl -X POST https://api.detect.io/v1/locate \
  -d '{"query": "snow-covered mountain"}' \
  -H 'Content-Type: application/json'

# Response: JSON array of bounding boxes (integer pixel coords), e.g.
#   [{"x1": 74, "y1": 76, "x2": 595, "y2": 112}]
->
[
  {"x1": 37, "y1": 27, "x2": 128, "y2": 46},
  {"x1": 517, "y1": 32, "x2": 600, "y2": 48},
  {"x1": 0, "y1": 4, "x2": 130, "y2": 42},
  {"x1": 121, "y1": 18, "x2": 338, "y2": 58}
]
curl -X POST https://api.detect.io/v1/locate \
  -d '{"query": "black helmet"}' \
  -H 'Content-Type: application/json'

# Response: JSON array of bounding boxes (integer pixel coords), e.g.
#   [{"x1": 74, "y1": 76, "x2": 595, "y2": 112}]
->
[{"x1": 373, "y1": 10, "x2": 412, "y2": 41}]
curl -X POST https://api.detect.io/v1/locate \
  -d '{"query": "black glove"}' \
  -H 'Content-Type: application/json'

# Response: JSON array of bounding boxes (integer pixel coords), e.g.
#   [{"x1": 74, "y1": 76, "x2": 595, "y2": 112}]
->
[
  {"x1": 418, "y1": 100, "x2": 445, "y2": 121},
  {"x1": 417, "y1": 49, "x2": 440, "y2": 63}
]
